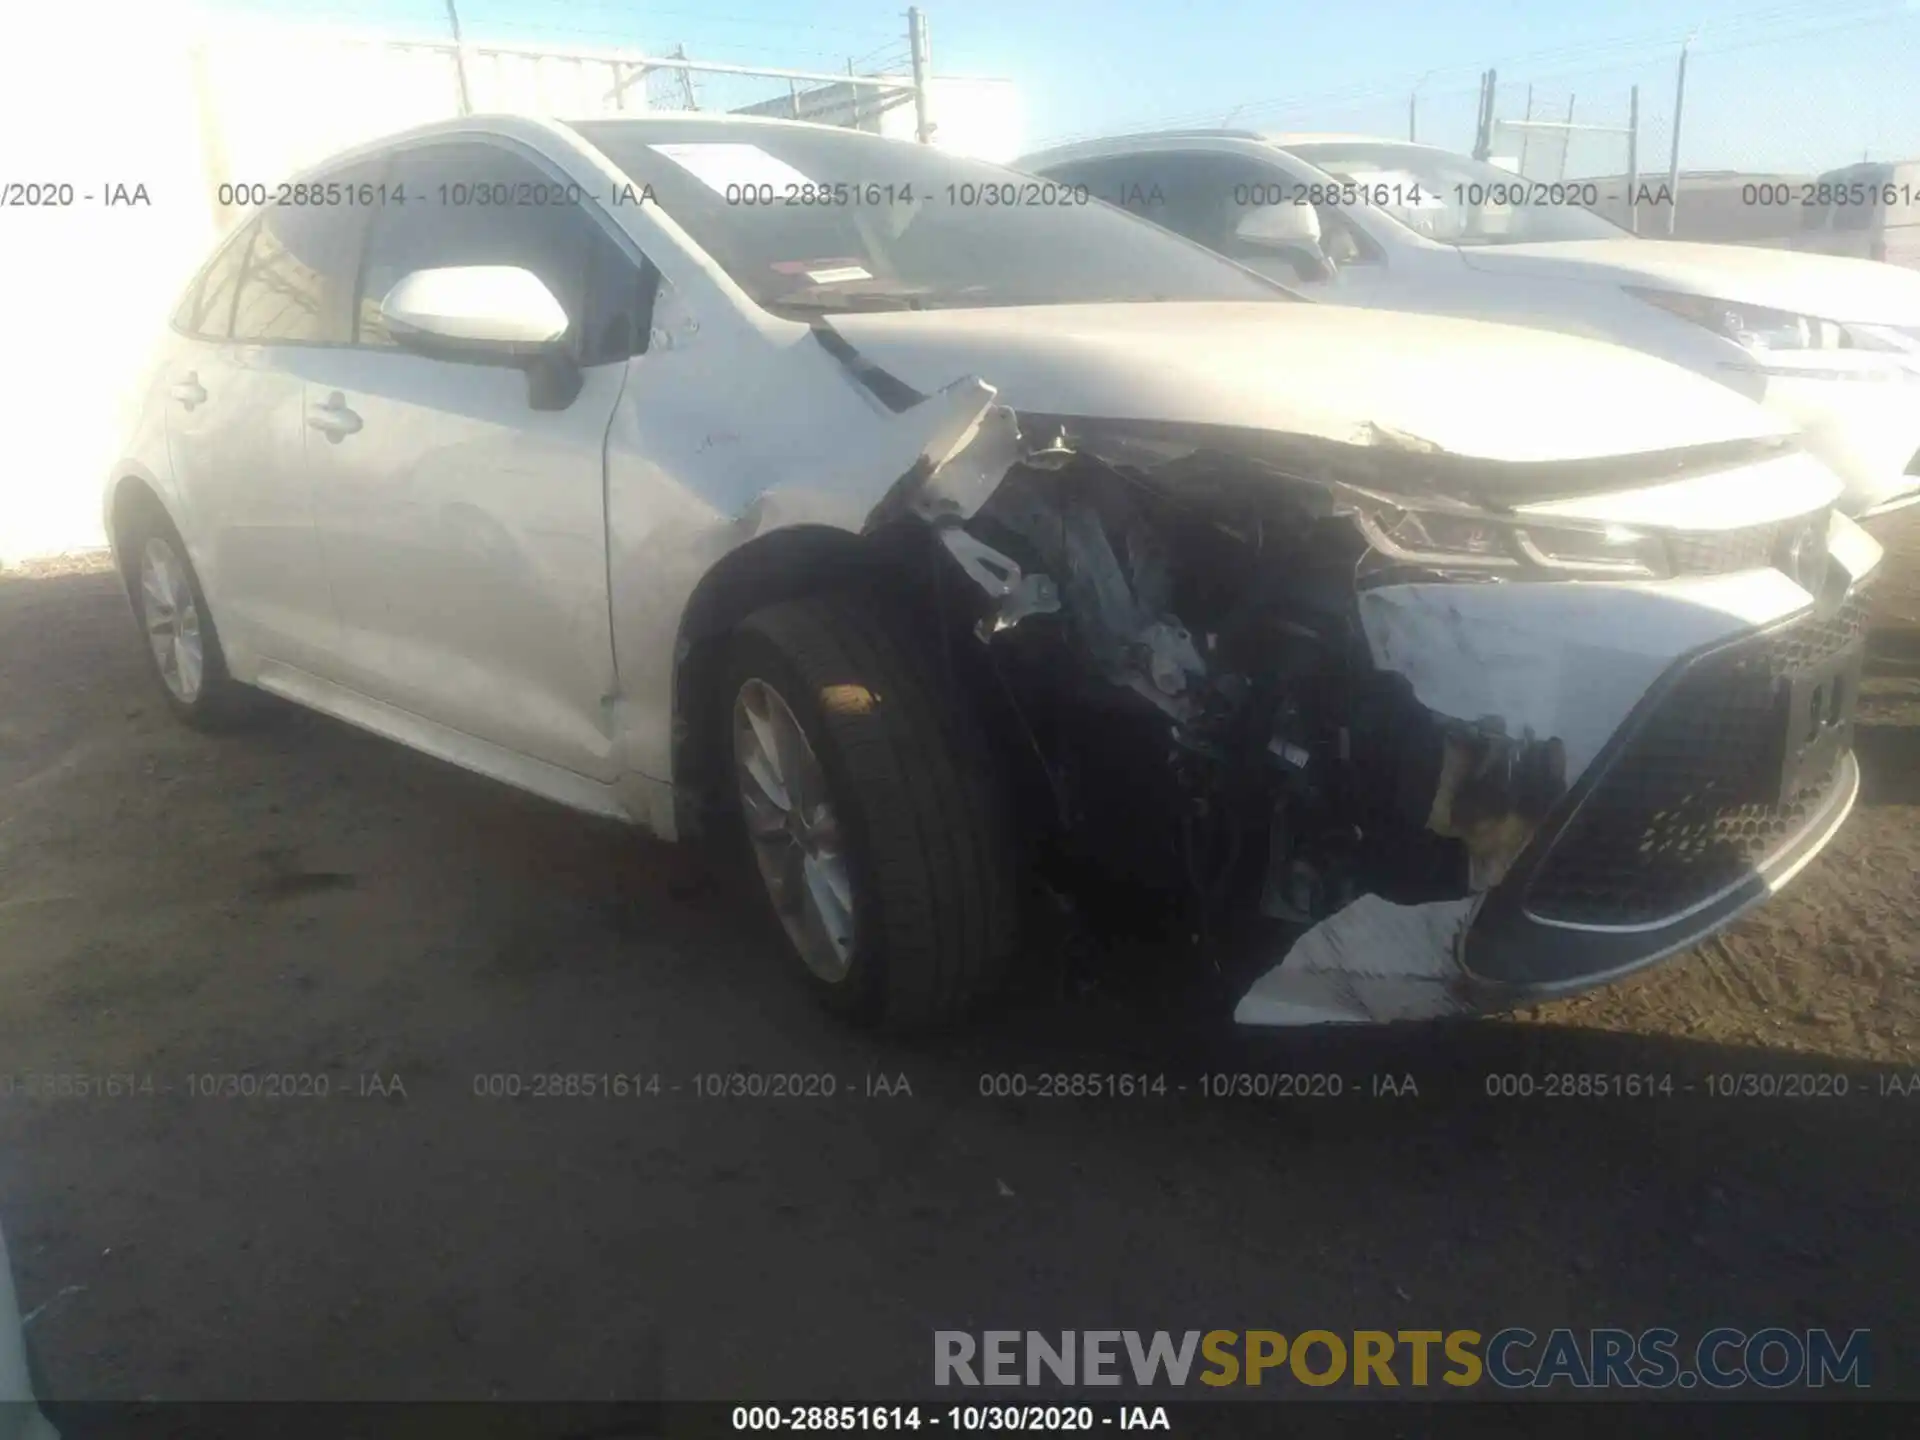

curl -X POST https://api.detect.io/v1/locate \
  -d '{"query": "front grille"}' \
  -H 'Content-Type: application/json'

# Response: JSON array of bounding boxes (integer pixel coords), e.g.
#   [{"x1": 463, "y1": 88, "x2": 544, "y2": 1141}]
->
[
  {"x1": 1662, "y1": 509, "x2": 1828, "y2": 585},
  {"x1": 1524, "y1": 592, "x2": 1868, "y2": 928},
  {"x1": 1665, "y1": 523, "x2": 1782, "y2": 575}
]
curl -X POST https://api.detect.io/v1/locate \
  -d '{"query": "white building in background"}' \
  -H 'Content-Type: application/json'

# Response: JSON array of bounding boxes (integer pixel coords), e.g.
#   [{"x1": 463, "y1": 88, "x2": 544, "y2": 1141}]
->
[{"x1": 0, "y1": 4, "x2": 1023, "y2": 564}]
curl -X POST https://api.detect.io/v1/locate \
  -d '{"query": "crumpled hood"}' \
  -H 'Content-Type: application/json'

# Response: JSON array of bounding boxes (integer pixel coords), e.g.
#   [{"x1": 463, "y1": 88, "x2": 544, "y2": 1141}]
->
[
  {"x1": 823, "y1": 301, "x2": 1789, "y2": 465},
  {"x1": 1458, "y1": 239, "x2": 1920, "y2": 325}
]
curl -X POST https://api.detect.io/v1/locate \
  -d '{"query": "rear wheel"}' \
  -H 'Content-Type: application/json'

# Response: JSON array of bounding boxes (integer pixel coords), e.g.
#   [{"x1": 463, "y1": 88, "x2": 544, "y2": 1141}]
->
[
  {"x1": 120, "y1": 498, "x2": 256, "y2": 728},
  {"x1": 724, "y1": 593, "x2": 1019, "y2": 1030}
]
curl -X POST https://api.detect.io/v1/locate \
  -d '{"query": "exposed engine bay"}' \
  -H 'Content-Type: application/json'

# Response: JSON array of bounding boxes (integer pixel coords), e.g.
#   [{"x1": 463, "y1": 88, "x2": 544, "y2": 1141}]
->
[
  {"x1": 798, "y1": 337, "x2": 1877, "y2": 1028},
  {"x1": 905, "y1": 406, "x2": 1583, "y2": 1017}
]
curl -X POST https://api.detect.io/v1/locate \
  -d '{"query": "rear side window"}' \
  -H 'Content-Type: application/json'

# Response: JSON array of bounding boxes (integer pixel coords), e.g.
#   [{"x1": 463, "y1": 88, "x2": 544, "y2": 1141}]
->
[
  {"x1": 229, "y1": 162, "x2": 387, "y2": 345},
  {"x1": 171, "y1": 221, "x2": 253, "y2": 339},
  {"x1": 357, "y1": 141, "x2": 655, "y2": 365}
]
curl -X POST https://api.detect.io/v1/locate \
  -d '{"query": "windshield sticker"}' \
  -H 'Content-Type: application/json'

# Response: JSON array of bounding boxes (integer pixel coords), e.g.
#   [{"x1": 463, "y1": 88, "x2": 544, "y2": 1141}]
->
[
  {"x1": 648, "y1": 142, "x2": 814, "y2": 197},
  {"x1": 803, "y1": 265, "x2": 874, "y2": 285}
]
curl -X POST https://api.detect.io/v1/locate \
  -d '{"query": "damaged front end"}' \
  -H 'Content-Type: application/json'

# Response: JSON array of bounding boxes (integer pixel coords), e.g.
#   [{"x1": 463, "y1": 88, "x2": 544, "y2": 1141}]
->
[{"x1": 864, "y1": 376, "x2": 1874, "y2": 1028}]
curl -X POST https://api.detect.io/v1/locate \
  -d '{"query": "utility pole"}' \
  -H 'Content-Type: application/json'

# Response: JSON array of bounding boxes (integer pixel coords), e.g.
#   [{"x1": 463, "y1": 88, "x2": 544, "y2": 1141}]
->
[
  {"x1": 907, "y1": 6, "x2": 934, "y2": 144},
  {"x1": 673, "y1": 44, "x2": 698, "y2": 110},
  {"x1": 1665, "y1": 34, "x2": 1695, "y2": 236},
  {"x1": 1626, "y1": 84, "x2": 1640, "y2": 233},
  {"x1": 1472, "y1": 69, "x2": 1498, "y2": 160},
  {"x1": 1518, "y1": 84, "x2": 1534, "y2": 176},
  {"x1": 444, "y1": 0, "x2": 472, "y2": 116}
]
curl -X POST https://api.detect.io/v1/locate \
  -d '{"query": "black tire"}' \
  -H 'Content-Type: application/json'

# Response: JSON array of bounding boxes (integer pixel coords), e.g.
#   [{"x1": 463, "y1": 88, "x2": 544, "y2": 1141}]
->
[
  {"x1": 118, "y1": 495, "x2": 258, "y2": 730},
  {"x1": 724, "y1": 593, "x2": 1019, "y2": 1031}
]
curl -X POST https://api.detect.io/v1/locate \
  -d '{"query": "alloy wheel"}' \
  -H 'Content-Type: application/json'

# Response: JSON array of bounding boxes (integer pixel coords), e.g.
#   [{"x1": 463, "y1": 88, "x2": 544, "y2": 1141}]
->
[
  {"x1": 731, "y1": 678, "x2": 857, "y2": 982},
  {"x1": 140, "y1": 536, "x2": 204, "y2": 704}
]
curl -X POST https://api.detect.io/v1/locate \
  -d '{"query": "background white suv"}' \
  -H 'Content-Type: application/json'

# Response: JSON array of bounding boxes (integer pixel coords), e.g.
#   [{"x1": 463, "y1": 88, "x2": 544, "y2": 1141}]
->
[{"x1": 1021, "y1": 131, "x2": 1920, "y2": 520}]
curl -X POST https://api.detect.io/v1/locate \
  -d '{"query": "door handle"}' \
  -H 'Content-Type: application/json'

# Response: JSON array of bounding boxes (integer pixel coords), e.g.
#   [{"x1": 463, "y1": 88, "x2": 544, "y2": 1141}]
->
[
  {"x1": 306, "y1": 391, "x2": 363, "y2": 441},
  {"x1": 170, "y1": 372, "x2": 207, "y2": 410}
]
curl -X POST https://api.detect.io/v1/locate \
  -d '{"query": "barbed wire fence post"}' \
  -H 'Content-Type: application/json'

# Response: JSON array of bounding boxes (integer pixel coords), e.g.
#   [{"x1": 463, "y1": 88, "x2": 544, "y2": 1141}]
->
[
  {"x1": 908, "y1": 6, "x2": 934, "y2": 143},
  {"x1": 1627, "y1": 84, "x2": 1640, "y2": 231},
  {"x1": 1665, "y1": 34, "x2": 1694, "y2": 235}
]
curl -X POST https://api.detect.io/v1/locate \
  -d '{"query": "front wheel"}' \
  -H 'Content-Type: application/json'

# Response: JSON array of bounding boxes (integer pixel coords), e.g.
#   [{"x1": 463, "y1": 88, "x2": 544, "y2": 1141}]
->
[
  {"x1": 120, "y1": 499, "x2": 256, "y2": 728},
  {"x1": 724, "y1": 594, "x2": 1019, "y2": 1031}
]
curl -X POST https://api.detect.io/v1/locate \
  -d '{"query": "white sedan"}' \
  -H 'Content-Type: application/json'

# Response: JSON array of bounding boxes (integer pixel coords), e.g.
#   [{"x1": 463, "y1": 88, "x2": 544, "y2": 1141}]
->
[
  {"x1": 107, "y1": 113, "x2": 1881, "y2": 1029},
  {"x1": 1019, "y1": 132, "x2": 1920, "y2": 520}
]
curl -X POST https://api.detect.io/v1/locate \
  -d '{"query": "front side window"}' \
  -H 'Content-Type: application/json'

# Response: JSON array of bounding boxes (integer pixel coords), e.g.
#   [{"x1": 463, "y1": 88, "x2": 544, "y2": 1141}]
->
[
  {"x1": 229, "y1": 164, "x2": 384, "y2": 345},
  {"x1": 1286, "y1": 141, "x2": 1631, "y2": 246},
  {"x1": 570, "y1": 119, "x2": 1290, "y2": 316},
  {"x1": 357, "y1": 141, "x2": 654, "y2": 364}
]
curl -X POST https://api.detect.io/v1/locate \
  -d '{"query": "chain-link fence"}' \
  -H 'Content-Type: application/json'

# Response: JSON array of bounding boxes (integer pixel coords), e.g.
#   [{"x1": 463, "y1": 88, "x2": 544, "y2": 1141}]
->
[
  {"x1": 1468, "y1": 4, "x2": 1919, "y2": 240},
  {"x1": 1488, "y1": 96, "x2": 1637, "y2": 182},
  {"x1": 178, "y1": 18, "x2": 943, "y2": 244}
]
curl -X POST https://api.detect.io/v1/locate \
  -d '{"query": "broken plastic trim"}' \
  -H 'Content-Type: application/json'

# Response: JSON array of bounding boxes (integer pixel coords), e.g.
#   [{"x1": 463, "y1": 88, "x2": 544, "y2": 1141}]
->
[
  {"x1": 1426, "y1": 723, "x2": 1568, "y2": 891},
  {"x1": 1234, "y1": 894, "x2": 1484, "y2": 1025},
  {"x1": 859, "y1": 379, "x2": 1026, "y2": 534},
  {"x1": 937, "y1": 528, "x2": 1062, "y2": 635}
]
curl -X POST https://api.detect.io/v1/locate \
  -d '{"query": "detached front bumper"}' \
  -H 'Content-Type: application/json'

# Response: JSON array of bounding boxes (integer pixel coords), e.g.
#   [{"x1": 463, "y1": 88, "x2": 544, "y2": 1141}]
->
[
  {"x1": 1236, "y1": 513, "x2": 1882, "y2": 1027},
  {"x1": 1461, "y1": 589, "x2": 1866, "y2": 1003}
]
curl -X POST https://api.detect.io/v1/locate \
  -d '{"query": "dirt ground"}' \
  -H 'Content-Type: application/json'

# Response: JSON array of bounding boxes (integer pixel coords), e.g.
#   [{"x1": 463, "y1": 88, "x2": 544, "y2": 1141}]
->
[{"x1": 1, "y1": 513, "x2": 1917, "y2": 1406}]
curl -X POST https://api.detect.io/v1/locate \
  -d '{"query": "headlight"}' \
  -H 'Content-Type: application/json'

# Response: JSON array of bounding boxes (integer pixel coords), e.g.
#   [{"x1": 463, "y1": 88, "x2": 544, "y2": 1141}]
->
[
  {"x1": 1355, "y1": 503, "x2": 1671, "y2": 579},
  {"x1": 1628, "y1": 287, "x2": 1918, "y2": 355}
]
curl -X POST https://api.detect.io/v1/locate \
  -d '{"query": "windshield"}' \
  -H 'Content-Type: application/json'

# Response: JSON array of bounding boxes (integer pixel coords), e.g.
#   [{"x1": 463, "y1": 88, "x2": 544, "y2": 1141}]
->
[
  {"x1": 571, "y1": 119, "x2": 1291, "y2": 316},
  {"x1": 1286, "y1": 141, "x2": 1631, "y2": 246}
]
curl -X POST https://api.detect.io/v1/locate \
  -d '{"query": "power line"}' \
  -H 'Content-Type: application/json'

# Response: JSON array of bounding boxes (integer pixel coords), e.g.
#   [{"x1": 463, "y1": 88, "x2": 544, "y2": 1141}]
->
[
  {"x1": 1036, "y1": 0, "x2": 1913, "y2": 147},
  {"x1": 455, "y1": 0, "x2": 903, "y2": 40}
]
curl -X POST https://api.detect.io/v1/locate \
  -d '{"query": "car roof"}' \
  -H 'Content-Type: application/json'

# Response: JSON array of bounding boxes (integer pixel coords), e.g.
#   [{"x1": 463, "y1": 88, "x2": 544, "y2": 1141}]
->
[
  {"x1": 286, "y1": 109, "x2": 905, "y2": 182},
  {"x1": 1017, "y1": 129, "x2": 1452, "y2": 169},
  {"x1": 1262, "y1": 132, "x2": 1442, "y2": 150},
  {"x1": 567, "y1": 112, "x2": 890, "y2": 142}
]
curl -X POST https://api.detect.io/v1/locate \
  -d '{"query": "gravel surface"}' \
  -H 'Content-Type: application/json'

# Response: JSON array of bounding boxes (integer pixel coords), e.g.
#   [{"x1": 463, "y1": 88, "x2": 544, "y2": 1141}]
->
[{"x1": 1, "y1": 518, "x2": 1916, "y2": 1404}]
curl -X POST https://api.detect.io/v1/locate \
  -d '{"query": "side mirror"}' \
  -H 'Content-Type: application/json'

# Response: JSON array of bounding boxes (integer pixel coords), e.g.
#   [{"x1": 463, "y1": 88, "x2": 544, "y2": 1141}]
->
[
  {"x1": 380, "y1": 266, "x2": 571, "y2": 361},
  {"x1": 1230, "y1": 202, "x2": 1336, "y2": 282},
  {"x1": 380, "y1": 265, "x2": 583, "y2": 409}
]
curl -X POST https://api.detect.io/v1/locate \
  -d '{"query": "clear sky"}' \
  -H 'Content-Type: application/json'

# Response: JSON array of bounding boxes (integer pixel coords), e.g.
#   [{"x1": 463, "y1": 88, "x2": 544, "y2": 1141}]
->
[{"x1": 207, "y1": 0, "x2": 1919, "y2": 173}]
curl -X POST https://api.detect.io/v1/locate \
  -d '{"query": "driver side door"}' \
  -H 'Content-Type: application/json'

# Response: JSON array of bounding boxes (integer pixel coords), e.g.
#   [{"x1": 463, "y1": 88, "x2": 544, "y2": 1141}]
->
[{"x1": 295, "y1": 138, "x2": 658, "y2": 781}]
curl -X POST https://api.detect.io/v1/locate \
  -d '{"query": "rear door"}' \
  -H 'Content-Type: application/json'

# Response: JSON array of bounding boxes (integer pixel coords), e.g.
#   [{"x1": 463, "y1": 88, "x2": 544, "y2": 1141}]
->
[
  {"x1": 162, "y1": 180, "x2": 372, "y2": 673},
  {"x1": 298, "y1": 137, "x2": 657, "y2": 780}
]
